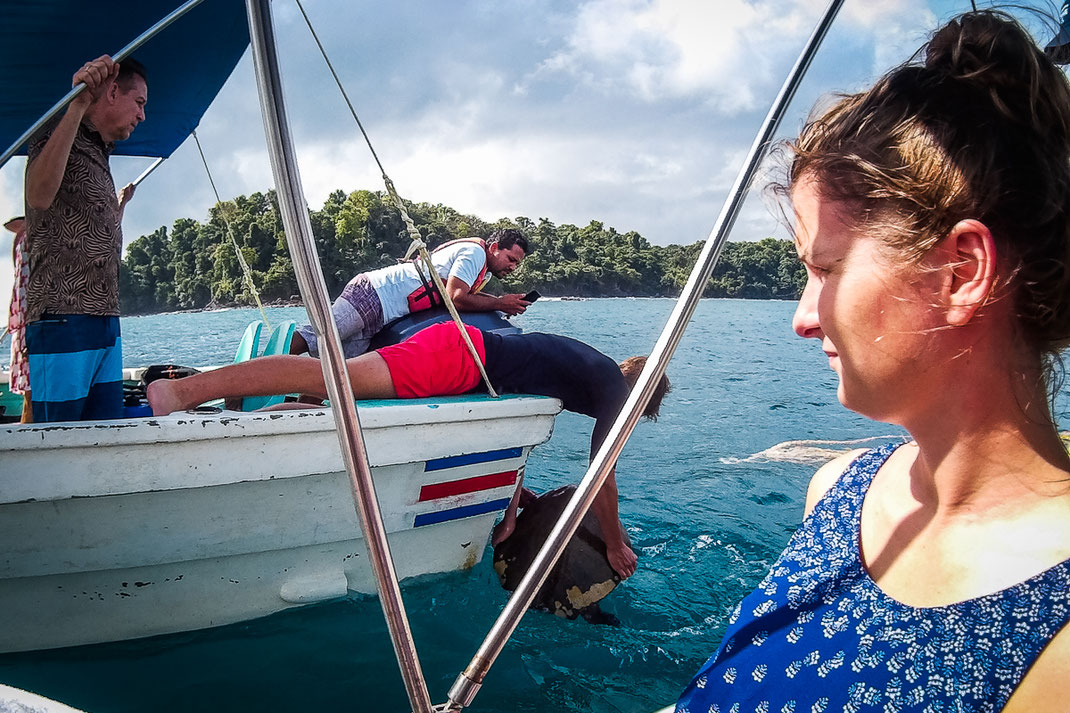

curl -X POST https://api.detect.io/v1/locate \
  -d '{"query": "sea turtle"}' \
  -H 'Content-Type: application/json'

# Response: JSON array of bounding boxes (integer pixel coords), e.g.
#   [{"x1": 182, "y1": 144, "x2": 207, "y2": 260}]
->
[{"x1": 492, "y1": 485, "x2": 629, "y2": 625}]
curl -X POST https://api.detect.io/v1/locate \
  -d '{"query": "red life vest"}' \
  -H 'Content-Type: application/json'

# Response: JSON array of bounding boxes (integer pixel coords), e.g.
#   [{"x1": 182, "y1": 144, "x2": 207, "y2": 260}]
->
[{"x1": 406, "y1": 238, "x2": 491, "y2": 313}]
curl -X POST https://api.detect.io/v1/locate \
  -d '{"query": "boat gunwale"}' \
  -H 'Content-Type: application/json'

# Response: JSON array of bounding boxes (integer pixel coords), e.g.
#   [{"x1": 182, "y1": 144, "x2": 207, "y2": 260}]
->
[
  {"x1": 0, "y1": 394, "x2": 562, "y2": 451},
  {"x1": 0, "y1": 395, "x2": 560, "y2": 504}
]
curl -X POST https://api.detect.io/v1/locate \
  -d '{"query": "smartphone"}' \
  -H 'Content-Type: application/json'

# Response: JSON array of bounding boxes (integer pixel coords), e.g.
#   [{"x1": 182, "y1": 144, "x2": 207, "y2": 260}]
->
[{"x1": 522, "y1": 290, "x2": 541, "y2": 303}]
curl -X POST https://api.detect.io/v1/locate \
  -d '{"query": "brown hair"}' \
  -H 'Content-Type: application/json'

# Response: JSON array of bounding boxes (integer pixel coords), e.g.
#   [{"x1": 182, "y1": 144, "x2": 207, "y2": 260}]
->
[
  {"x1": 782, "y1": 11, "x2": 1070, "y2": 360},
  {"x1": 619, "y1": 356, "x2": 671, "y2": 421}
]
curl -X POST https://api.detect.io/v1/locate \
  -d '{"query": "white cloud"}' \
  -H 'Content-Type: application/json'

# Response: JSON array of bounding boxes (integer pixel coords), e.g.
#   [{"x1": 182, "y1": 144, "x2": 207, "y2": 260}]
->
[
  {"x1": 274, "y1": 110, "x2": 753, "y2": 250},
  {"x1": 0, "y1": 160, "x2": 22, "y2": 227},
  {"x1": 842, "y1": 0, "x2": 926, "y2": 29},
  {"x1": 530, "y1": 0, "x2": 940, "y2": 114},
  {"x1": 537, "y1": 0, "x2": 818, "y2": 113},
  {"x1": 841, "y1": 0, "x2": 937, "y2": 73}
]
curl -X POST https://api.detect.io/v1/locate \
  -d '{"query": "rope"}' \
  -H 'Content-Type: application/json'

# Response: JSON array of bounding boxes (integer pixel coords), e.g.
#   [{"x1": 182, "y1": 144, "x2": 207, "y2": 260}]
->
[
  {"x1": 192, "y1": 130, "x2": 271, "y2": 328},
  {"x1": 295, "y1": 0, "x2": 498, "y2": 397}
]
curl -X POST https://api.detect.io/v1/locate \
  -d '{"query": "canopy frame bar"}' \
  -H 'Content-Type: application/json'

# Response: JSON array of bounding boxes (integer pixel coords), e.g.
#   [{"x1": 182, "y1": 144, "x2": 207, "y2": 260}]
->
[
  {"x1": 244, "y1": 1, "x2": 432, "y2": 712},
  {"x1": 131, "y1": 156, "x2": 165, "y2": 187}
]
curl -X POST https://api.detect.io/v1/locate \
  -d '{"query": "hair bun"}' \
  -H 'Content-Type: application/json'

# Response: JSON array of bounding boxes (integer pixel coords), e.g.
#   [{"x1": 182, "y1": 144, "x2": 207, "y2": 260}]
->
[
  {"x1": 926, "y1": 12, "x2": 1030, "y2": 80},
  {"x1": 924, "y1": 11, "x2": 1069, "y2": 137}
]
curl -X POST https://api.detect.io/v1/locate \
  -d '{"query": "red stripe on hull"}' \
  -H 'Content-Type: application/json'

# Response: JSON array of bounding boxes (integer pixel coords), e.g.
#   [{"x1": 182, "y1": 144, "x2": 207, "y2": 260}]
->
[{"x1": 419, "y1": 470, "x2": 518, "y2": 501}]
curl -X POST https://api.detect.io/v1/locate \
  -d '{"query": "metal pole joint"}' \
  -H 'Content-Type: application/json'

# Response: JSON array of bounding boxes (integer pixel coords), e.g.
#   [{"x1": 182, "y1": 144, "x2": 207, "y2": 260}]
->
[{"x1": 446, "y1": 674, "x2": 481, "y2": 710}]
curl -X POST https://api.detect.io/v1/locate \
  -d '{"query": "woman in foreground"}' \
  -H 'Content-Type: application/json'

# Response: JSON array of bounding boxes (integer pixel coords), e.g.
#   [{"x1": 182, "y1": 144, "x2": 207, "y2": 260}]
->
[{"x1": 677, "y1": 12, "x2": 1070, "y2": 712}]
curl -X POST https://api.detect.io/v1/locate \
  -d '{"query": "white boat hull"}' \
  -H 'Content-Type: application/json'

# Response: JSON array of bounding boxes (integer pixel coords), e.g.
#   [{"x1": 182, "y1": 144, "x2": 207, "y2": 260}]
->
[{"x1": 0, "y1": 395, "x2": 560, "y2": 652}]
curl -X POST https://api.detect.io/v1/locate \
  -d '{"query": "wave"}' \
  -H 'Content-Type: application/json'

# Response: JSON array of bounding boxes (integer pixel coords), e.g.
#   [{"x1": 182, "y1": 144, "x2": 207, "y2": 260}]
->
[{"x1": 721, "y1": 436, "x2": 905, "y2": 465}]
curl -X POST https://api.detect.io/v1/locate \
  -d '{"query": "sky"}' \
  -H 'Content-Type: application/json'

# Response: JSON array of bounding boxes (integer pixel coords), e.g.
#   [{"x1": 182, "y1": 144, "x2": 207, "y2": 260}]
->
[{"x1": 0, "y1": 0, "x2": 1059, "y2": 314}]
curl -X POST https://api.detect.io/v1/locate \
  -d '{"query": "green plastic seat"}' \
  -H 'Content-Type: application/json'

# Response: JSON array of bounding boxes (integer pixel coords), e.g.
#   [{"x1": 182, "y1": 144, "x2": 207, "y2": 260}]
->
[
  {"x1": 233, "y1": 321, "x2": 264, "y2": 363},
  {"x1": 261, "y1": 320, "x2": 296, "y2": 356},
  {"x1": 242, "y1": 321, "x2": 297, "y2": 411}
]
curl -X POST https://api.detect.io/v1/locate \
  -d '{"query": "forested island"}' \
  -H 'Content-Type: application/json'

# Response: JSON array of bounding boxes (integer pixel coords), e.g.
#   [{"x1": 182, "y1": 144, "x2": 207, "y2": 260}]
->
[{"x1": 119, "y1": 188, "x2": 805, "y2": 314}]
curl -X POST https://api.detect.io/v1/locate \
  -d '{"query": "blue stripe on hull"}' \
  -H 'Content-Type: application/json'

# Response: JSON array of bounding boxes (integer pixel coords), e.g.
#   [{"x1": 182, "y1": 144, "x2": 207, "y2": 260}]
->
[
  {"x1": 413, "y1": 497, "x2": 512, "y2": 527},
  {"x1": 423, "y1": 447, "x2": 523, "y2": 472}
]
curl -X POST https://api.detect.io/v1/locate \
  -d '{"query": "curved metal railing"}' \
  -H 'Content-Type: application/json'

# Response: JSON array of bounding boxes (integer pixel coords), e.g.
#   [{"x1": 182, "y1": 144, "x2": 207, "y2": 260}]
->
[
  {"x1": 445, "y1": 0, "x2": 845, "y2": 708},
  {"x1": 244, "y1": 1, "x2": 433, "y2": 711}
]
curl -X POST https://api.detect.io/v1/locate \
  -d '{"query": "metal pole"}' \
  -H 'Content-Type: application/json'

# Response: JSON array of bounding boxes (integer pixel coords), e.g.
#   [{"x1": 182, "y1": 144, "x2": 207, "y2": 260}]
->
[
  {"x1": 132, "y1": 157, "x2": 165, "y2": 187},
  {"x1": 0, "y1": 0, "x2": 210, "y2": 168},
  {"x1": 444, "y1": 0, "x2": 845, "y2": 708},
  {"x1": 244, "y1": 2, "x2": 432, "y2": 712}
]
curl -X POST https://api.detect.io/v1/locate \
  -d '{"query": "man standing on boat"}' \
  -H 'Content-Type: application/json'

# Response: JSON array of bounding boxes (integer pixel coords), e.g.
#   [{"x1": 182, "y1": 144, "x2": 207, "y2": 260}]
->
[
  {"x1": 289, "y1": 228, "x2": 532, "y2": 357},
  {"x1": 4, "y1": 216, "x2": 30, "y2": 422},
  {"x1": 22, "y1": 55, "x2": 146, "y2": 422}
]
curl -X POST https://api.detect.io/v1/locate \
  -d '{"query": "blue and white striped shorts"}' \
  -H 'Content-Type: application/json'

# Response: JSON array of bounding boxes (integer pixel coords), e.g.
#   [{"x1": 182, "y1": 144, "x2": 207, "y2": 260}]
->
[{"x1": 26, "y1": 314, "x2": 123, "y2": 422}]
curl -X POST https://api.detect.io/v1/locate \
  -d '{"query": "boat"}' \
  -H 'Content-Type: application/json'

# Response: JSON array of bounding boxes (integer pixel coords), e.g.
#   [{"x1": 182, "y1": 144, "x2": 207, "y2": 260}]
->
[
  {"x1": 0, "y1": 0, "x2": 561, "y2": 656},
  {"x1": 0, "y1": 386, "x2": 557, "y2": 653}
]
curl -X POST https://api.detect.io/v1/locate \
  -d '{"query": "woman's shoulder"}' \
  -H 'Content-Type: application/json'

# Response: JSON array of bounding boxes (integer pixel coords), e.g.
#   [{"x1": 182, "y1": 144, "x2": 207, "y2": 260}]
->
[
  {"x1": 803, "y1": 450, "x2": 864, "y2": 517},
  {"x1": 803, "y1": 444, "x2": 910, "y2": 517}
]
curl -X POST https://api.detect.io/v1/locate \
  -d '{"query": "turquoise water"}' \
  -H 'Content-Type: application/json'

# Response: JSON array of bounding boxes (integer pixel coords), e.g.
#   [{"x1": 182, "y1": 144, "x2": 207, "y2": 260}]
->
[{"x1": 3, "y1": 298, "x2": 1066, "y2": 712}]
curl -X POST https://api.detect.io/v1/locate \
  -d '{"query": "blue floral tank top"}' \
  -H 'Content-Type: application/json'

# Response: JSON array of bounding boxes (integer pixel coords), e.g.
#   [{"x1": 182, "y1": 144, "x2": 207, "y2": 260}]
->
[{"x1": 676, "y1": 443, "x2": 1070, "y2": 713}]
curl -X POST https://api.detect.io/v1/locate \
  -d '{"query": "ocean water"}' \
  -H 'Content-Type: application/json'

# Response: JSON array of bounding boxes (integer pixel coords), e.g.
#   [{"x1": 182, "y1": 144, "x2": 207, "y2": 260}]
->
[{"x1": 2, "y1": 298, "x2": 1065, "y2": 713}]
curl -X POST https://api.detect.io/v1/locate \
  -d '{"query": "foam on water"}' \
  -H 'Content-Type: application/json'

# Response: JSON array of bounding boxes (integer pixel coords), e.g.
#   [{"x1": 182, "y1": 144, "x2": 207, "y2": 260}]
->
[{"x1": 721, "y1": 435, "x2": 905, "y2": 465}]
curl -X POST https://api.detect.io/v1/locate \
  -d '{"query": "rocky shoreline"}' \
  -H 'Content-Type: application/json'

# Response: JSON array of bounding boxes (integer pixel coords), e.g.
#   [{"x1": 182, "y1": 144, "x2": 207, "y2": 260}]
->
[{"x1": 124, "y1": 296, "x2": 304, "y2": 317}]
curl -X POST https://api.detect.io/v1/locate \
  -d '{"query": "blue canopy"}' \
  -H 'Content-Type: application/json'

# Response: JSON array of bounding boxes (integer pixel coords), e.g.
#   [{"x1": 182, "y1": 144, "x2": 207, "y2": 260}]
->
[
  {"x1": 1046, "y1": 1, "x2": 1070, "y2": 64},
  {"x1": 0, "y1": 0, "x2": 249, "y2": 160}
]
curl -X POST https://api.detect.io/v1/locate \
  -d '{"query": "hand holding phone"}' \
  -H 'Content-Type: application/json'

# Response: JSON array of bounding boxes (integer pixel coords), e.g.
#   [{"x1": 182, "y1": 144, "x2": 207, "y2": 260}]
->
[{"x1": 522, "y1": 290, "x2": 541, "y2": 303}]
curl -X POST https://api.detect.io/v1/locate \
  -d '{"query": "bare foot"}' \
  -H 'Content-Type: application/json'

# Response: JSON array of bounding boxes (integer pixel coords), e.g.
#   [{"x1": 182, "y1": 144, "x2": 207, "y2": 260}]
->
[{"x1": 146, "y1": 379, "x2": 184, "y2": 416}]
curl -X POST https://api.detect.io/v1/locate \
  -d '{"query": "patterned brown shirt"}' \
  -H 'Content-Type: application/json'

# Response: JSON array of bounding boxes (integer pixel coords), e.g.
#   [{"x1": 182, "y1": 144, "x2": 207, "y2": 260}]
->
[{"x1": 25, "y1": 119, "x2": 122, "y2": 322}]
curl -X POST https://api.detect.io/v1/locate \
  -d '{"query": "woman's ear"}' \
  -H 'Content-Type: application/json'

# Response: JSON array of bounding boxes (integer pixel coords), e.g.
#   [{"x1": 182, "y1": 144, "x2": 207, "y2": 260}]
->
[{"x1": 942, "y1": 219, "x2": 997, "y2": 326}]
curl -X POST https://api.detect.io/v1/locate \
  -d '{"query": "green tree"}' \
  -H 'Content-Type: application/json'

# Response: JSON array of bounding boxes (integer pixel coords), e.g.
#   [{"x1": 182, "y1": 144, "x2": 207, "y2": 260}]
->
[{"x1": 119, "y1": 188, "x2": 806, "y2": 313}]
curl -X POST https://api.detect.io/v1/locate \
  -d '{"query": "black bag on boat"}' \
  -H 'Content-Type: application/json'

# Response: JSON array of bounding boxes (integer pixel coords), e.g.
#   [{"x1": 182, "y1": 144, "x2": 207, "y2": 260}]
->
[
  {"x1": 492, "y1": 485, "x2": 629, "y2": 625},
  {"x1": 140, "y1": 364, "x2": 201, "y2": 386}
]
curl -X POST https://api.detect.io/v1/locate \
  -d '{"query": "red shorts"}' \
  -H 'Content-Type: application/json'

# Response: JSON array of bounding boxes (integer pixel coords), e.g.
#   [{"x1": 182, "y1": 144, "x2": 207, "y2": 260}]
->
[{"x1": 377, "y1": 322, "x2": 486, "y2": 398}]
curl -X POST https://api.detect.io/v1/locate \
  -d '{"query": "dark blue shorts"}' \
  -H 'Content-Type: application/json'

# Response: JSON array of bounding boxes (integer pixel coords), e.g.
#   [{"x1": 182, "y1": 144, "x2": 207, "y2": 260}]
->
[{"x1": 26, "y1": 314, "x2": 123, "y2": 422}]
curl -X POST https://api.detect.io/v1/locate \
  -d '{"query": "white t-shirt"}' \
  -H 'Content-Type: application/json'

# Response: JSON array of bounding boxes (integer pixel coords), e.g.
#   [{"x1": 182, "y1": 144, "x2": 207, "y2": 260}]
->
[{"x1": 367, "y1": 241, "x2": 487, "y2": 323}]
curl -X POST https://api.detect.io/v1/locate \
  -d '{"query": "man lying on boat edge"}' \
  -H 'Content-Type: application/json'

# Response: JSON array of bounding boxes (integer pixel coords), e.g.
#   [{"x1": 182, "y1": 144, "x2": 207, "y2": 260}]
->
[
  {"x1": 146, "y1": 320, "x2": 671, "y2": 579},
  {"x1": 288, "y1": 229, "x2": 532, "y2": 359}
]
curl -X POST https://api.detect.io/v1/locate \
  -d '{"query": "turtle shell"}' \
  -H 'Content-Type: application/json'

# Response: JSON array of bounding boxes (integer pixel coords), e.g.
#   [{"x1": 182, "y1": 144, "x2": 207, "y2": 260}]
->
[{"x1": 492, "y1": 485, "x2": 629, "y2": 624}]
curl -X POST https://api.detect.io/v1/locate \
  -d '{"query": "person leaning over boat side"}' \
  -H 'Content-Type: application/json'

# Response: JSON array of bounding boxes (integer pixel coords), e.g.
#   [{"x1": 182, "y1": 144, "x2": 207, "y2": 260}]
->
[
  {"x1": 5, "y1": 216, "x2": 31, "y2": 422},
  {"x1": 22, "y1": 55, "x2": 146, "y2": 422},
  {"x1": 288, "y1": 228, "x2": 532, "y2": 358},
  {"x1": 676, "y1": 11, "x2": 1070, "y2": 713},
  {"x1": 146, "y1": 321, "x2": 671, "y2": 579}
]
